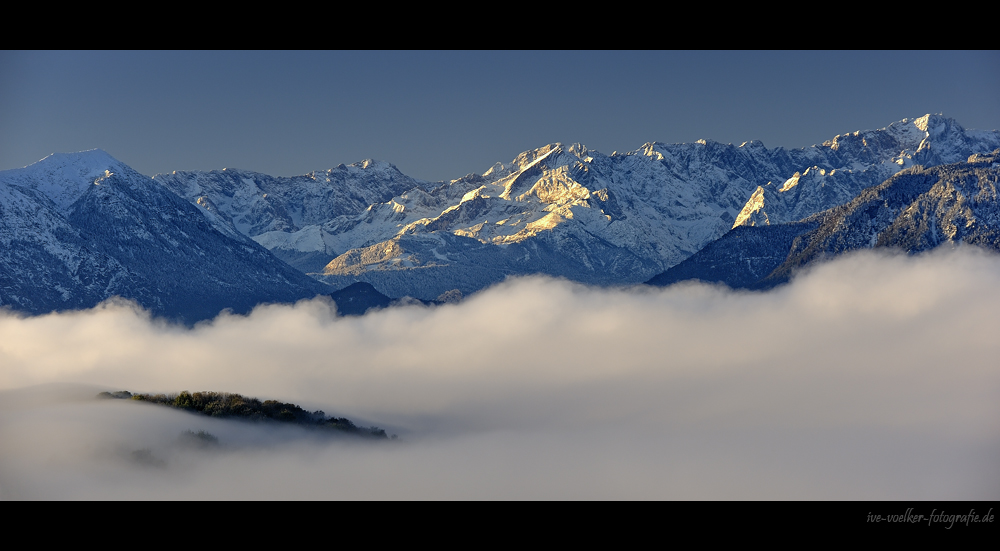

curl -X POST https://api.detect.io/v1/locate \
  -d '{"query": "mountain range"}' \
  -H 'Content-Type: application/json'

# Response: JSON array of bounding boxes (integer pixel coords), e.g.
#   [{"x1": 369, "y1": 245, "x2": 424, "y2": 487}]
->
[
  {"x1": 156, "y1": 114, "x2": 1000, "y2": 299},
  {"x1": 648, "y1": 150, "x2": 1000, "y2": 289},
  {"x1": 2, "y1": 114, "x2": 998, "y2": 321}
]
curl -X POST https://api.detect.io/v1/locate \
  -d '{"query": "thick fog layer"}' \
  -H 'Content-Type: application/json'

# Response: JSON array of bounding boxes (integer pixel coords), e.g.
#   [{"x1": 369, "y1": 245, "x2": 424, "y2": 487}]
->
[{"x1": 1, "y1": 247, "x2": 998, "y2": 499}]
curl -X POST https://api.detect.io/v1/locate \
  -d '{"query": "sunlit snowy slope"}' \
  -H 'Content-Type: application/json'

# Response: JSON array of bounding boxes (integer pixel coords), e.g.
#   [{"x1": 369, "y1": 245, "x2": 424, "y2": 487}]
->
[{"x1": 158, "y1": 114, "x2": 1000, "y2": 299}]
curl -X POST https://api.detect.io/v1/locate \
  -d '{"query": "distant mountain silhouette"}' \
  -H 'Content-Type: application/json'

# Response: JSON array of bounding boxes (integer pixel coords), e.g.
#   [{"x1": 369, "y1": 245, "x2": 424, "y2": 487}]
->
[{"x1": 329, "y1": 282, "x2": 393, "y2": 316}]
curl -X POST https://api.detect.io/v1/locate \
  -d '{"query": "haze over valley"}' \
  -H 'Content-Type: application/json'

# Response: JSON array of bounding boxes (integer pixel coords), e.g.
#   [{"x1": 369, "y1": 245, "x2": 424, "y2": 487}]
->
[{"x1": 2, "y1": 248, "x2": 998, "y2": 499}]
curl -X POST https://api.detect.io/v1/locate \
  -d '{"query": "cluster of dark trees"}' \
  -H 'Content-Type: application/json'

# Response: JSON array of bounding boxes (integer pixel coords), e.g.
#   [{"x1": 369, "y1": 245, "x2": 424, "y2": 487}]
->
[{"x1": 98, "y1": 390, "x2": 389, "y2": 438}]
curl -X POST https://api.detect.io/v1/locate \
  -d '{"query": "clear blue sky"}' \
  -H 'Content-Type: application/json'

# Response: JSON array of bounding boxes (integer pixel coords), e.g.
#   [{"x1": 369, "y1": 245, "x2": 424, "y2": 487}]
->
[{"x1": 2, "y1": 51, "x2": 998, "y2": 182}]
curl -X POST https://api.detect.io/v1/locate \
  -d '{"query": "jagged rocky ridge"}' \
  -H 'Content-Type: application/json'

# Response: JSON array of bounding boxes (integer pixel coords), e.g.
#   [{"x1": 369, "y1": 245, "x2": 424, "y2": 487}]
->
[
  {"x1": 155, "y1": 115, "x2": 1000, "y2": 299},
  {"x1": 153, "y1": 161, "x2": 425, "y2": 273},
  {"x1": 647, "y1": 150, "x2": 1000, "y2": 289},
  {"x1": 0, "y1": 151, "x2": 331, "y2": 323}
]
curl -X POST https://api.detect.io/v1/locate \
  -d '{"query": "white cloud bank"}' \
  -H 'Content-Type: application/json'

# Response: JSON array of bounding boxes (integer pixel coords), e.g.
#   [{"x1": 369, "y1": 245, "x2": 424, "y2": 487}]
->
[{"x1": 1, "y1": 246, "x2": 998, "y2": 499}]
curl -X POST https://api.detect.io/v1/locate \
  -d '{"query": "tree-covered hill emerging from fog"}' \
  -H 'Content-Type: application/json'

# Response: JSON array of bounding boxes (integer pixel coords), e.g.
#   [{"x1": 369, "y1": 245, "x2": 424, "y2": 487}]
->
[{"x1": 98, "y1": 390, "x2": 390, "y2": 439}]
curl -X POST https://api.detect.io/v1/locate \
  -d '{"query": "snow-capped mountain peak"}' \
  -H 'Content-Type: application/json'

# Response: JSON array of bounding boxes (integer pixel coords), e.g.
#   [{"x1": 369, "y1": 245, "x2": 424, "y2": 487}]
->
[
  {"x1": 0, "y1": 148, "x2": 132, "y2": 212},
  {"x1": 732, "y1": 114, "x2": 1000, "y2": 230},
  {"x1": 0, "y1": 151, "x2": 331, "y2": 322}
]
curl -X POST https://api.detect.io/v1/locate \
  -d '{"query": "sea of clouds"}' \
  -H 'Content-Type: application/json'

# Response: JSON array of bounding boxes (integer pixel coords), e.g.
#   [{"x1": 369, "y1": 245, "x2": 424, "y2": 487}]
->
[{"x1": 1, "y1": 246, "x2": 998, "y2": 499}]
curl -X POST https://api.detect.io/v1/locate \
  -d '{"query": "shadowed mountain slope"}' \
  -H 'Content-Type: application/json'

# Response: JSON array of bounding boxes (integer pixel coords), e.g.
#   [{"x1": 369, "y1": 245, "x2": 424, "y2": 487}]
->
[{"x1": 0, "y1": 150, "x2": 331, "y2": 323}]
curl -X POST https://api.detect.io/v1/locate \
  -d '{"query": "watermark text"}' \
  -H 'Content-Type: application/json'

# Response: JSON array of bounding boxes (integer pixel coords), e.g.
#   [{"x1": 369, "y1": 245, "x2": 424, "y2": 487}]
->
[{"x1": 866, "y1": 508, "x2": 994, "y2": 529}]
